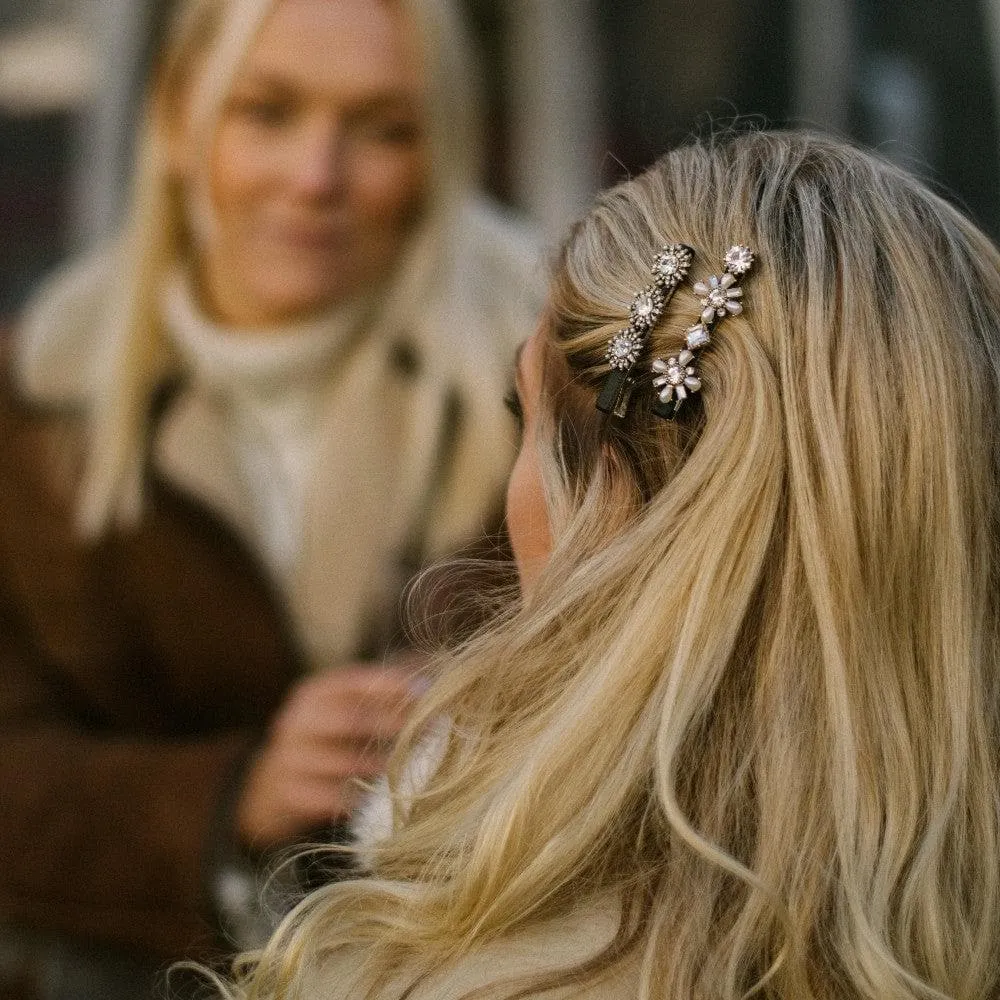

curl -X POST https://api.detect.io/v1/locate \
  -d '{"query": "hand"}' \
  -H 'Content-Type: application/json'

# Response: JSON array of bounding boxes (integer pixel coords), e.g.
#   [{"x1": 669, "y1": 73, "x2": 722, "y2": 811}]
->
[{"x1": 235, "y1": 661, "x2": 418, "y2": 850}]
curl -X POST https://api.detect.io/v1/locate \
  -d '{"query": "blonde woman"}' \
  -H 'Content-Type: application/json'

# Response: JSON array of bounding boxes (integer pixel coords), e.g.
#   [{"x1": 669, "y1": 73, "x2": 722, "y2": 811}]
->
[
  {"x1": 0, "y1": 0, "x2": 539, "y2": 996},
  {"x1": 221, "y1": 131, "x2": 1000, "y2": 1000}
]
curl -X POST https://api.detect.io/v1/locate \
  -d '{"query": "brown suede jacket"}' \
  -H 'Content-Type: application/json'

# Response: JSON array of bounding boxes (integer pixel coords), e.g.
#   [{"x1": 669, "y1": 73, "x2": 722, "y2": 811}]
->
[{"x1": 0, "y1": 360, "x2": 303, "y2": 965}]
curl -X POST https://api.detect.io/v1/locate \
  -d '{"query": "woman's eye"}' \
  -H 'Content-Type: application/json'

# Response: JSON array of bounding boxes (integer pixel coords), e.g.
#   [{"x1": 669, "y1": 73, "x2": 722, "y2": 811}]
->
[
  {"x1": 504, "y1": 388, "x2": 524, "y2": 431},
  {"x1": 377, "y1": 121, "x2": 421, "y2": 143},
  {"x1": 352, "y1": 116, "x2": 422, "y2": 145},
  {"x1": 232, "y1": 96, "x2": 291, "y2": 126}
]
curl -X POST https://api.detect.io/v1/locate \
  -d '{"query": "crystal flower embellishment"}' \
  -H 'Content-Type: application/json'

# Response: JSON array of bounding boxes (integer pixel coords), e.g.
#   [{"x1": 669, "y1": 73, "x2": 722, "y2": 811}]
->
[
  {"x1": 598, "y1": 245, "x2": 693, "y2": 398},
  {"x1": 629, "y1": 286, "x2": 665, "y2": 331},
  {"x1": 652, "y1": 244, "x2": 693, "y2": 286},
  {"x1": 694, "y1": 272, "x2": 743, "y2": 325},
  {"x1": 652, "y1": 350, "x2": 702, "y2": 406},
  {"x1": 723, "y1": 244, "x2": 754, "y2": 275},
  {"x1": 606, "y1": 328, "x2": 645, "y2": 370},
  {"x1": 650, "y1": 244, "x2": 755, "y2": 421}
]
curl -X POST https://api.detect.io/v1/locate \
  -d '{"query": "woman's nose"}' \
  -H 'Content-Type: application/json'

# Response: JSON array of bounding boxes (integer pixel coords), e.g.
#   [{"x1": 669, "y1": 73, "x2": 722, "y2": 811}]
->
[{"x1": 289, "y1": 118, "x2": 346, "y2": 199}]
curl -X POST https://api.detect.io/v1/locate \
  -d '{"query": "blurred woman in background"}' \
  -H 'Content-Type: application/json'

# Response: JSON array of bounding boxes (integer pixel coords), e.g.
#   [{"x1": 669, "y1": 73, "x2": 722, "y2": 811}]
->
[
  {"x1": 0, "y1": 0, "x2": 539, "y2": 997},
  {"x1": 222, "y1": 131, "x2": 1000, "y2": 999}
]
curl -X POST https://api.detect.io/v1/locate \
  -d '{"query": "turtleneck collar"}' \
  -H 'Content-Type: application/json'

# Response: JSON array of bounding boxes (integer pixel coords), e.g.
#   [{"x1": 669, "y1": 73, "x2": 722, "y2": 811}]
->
[{"x1": 161, "y1": 268, "x2": 369, "y2": 398}]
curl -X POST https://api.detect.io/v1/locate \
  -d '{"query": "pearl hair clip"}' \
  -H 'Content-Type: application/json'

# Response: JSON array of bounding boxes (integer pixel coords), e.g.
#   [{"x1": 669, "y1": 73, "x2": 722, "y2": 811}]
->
[
  {"x1": 650, "y1": 244, "x2": 755, "y2": 420},
  {"x1": 596, "y1": 243, "x2": 694, "y2": 418}
]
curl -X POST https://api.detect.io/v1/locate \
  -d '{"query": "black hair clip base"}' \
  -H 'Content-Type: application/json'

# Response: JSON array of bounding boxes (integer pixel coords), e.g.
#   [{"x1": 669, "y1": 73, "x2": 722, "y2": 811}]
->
[{"x1": 597, "y1": 370, "x2": 635, "y2": 418}]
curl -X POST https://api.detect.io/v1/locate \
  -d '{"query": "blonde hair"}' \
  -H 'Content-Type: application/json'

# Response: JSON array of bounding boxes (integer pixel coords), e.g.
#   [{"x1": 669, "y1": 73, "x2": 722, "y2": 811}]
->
[
  {"x1": 77, "y1": 0, "x2": 482, "y2": 535},
  {"x1": 223, "y1": 132, "x2": 1000, "y2": 999}
]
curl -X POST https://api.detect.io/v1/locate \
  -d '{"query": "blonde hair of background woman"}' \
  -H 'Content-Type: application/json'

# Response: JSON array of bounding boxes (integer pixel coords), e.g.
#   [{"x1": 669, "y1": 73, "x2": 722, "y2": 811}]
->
[
  {"x1": 222, "y1": 131, "x2": 1000, "y2": 1000},
  {"x1": 68, "y1": 0, "x2": 481, "y2": 536}
]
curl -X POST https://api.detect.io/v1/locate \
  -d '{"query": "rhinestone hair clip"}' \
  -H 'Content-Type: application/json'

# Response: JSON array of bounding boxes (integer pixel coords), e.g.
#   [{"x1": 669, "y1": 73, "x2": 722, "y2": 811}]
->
[
  {"x1": 651, "y1": 244, "x2": 755, "y2": 420},
  {"x1": 596, "y1": 243, "x2": 694, "y2": 418}
]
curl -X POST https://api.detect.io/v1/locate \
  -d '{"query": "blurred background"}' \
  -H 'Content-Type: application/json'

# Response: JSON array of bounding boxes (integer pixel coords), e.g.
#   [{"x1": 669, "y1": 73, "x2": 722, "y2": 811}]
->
[{"x1": 2, "y1": 0, "x2": 1000, "y2": 323}]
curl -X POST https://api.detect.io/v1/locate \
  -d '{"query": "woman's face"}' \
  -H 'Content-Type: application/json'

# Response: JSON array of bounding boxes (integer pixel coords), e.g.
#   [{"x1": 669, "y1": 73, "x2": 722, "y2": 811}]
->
[
  {"x1": 180, "y1": 0, "x2": 429, "y2": 326},
  {"x1": 506, "y1": 326, "x2": 553, "y2": 594}
]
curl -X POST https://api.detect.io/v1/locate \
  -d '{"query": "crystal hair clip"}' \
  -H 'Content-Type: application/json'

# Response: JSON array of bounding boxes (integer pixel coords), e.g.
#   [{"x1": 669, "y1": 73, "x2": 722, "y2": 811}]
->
[
  {"x1": 596, "y1": 244, "x2": 694, "y2": 418},
  {"x1": 650, "y1": 244, "x2": 755, "y2": 420}
]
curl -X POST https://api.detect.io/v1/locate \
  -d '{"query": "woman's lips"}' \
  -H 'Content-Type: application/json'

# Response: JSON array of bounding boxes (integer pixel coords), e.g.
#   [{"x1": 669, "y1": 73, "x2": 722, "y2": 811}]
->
[{"x1": 267, "y1": 221, "x2": 351, "y2": 253}]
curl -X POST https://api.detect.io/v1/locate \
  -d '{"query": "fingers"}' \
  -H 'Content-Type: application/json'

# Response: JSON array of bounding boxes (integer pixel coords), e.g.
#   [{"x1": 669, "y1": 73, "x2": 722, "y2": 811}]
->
[
  {"x1": 289, "y1": 741, "x2": 390, "y2": 782},
  {"x1": 280, "y1": 776, "x2": 362, "y2": 825},
  {"x1": 235, "y1": 660, "x2": 427, "y2": 848},
  {"x1": 277, "y1": 666, "x2": 419, "y2": 745},
  {"x1": 236, "y1": 741, "x2": 390, "y2": 847},
  {"x1": 303, "y1": 665, "x2": 419, "y2": 714}
]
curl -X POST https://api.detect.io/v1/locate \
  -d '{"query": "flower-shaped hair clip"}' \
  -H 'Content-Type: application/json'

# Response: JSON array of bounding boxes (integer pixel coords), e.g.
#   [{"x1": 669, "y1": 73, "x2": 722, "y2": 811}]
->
[
  {"x1": 651, "y1": 244, "x2": 755, "y2": 420},
  {"x1": 652, "y1": 350, "x2": 701, "y2": 408},
  {"x1": 597, "y1": 243, "x2": 694, "y2": 417},
  {"x1": 629, "y1": 286, "x2": 666, "y2": 331},
  {"x1": 606, "y1": 328, "x2": 646, "y2": 371},
  {"x1": 695, "y1": 273, "x2": 743, "y2": 325}
]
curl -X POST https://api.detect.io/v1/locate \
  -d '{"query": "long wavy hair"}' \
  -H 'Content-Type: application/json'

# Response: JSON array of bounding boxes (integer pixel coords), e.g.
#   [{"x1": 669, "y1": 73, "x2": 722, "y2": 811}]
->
[{"x1": 223, "y1": 131, "x2": 1000, "y2": 999}]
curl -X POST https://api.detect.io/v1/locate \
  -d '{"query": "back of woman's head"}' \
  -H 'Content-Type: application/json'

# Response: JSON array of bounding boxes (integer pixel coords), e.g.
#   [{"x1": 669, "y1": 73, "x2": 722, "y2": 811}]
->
[
  {"x1": 228, "y1": 132, "x2": 1000, "y2": 1000},
  {"x1": 514, "y1": 129, "x2": 1000, "y2": 997}
]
